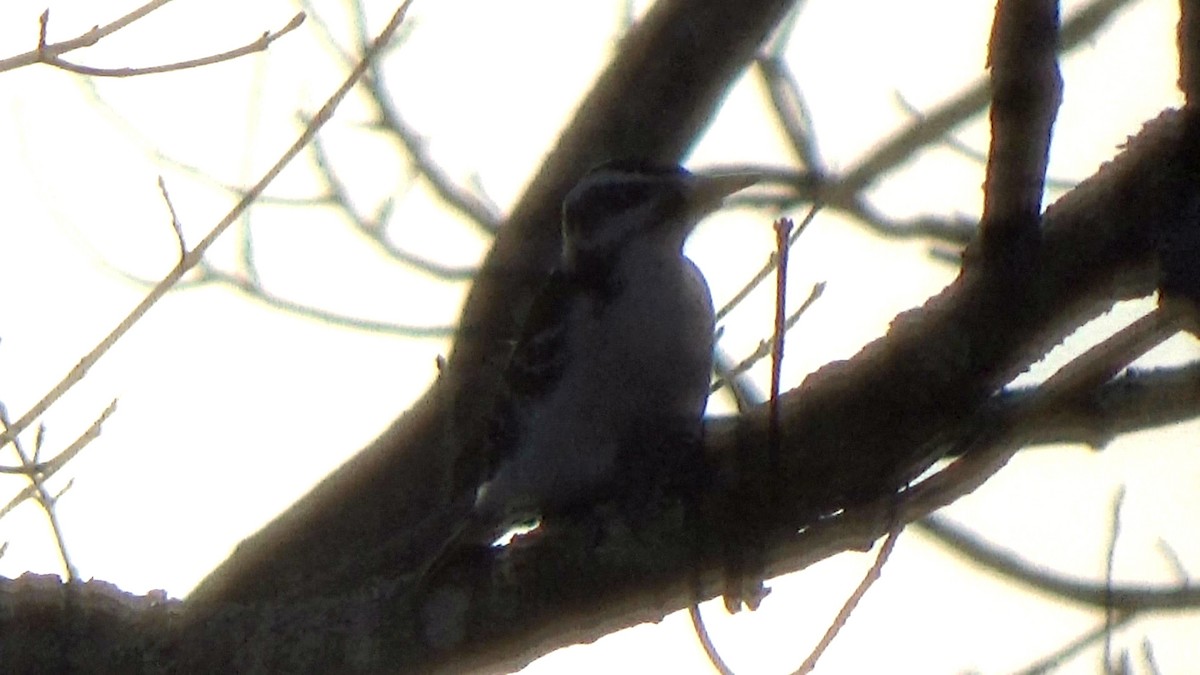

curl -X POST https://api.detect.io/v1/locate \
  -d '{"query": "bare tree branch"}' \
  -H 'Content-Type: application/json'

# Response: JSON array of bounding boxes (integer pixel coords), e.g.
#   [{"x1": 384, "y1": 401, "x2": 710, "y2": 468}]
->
[
  {"x1": 306, "y1": 123, "x2": 479, "y2": 280},
  {"x1": 950, "y1": 363, "x2": 1200, "y2": 451},
  {"x1": 1179, "y1": 0, "x2": 1200, "y2": 103},
  {"x1": 0, "y1": 400, "x2": 117, "y2": 487},
  {"x1": 834, "y1": 0, "x2": 1135, "y2": 200},
  {"x1": 0, "y1": 400, "x2": 120, "y2": 581},
  {"x1": 198, "y1": 266, "x2": 456, "y2": 337},
  {"x1": 972, "y1": 0, "x2": 1061, "y2": 266},
  {"x1": 1014, "y1": 611, "x2": 1138, "y2": 675},
  {"x1": 0, "y1": 0, "x2": 174, "y2": 73},
  {"x1": 0, "y1": 0, "x2": 416, "y2": 453},
  {"x1": 917, "y1": 513, "x2": 1200, "y2": 612},
  {"x1": 34, "y1": 11, "x2": 305, "y2": 77}
]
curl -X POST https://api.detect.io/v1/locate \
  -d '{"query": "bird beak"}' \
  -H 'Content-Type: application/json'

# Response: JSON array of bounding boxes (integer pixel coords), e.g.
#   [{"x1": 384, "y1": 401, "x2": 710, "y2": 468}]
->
[{"x1": 686, "y1": 172, "x2": 761, "y2": 214}]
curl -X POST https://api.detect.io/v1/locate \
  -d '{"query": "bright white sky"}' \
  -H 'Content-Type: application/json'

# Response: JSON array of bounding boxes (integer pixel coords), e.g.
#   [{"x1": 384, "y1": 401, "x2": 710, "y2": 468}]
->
[{"x1": 0, "y1": 0, "x2": 1196, "y2": 672}]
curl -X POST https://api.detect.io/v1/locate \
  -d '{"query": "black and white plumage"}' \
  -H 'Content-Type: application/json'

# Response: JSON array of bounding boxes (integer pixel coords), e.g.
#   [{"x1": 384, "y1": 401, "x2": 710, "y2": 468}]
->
[
  {"x1": 472, "y1": 160, "x2": 759, "y2": 531},
  {"x1": 421, "y1": 161, "x2": 757, "y2": 582}
]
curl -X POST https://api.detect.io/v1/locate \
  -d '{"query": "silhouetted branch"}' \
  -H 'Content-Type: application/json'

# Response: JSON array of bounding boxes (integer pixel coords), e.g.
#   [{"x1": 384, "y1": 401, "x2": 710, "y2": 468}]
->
[
  {"x1": 1179, "y1": 0, "x2": 1200, "y2": 103},
  {"x1": 894, "y1": 92, "x2": 1079, "y2": 192},
  {"x1": 836, "y1": 0, "x2": 1134, "y2": 201},
  {"x1": 306, "y1": 122, "x2": 479, "y2": 280},
  {"x1": 0, "y1": 399, "x2": 119, "y2": 581},
  {"x1": 1014, "y1": 611, "x2": 1138, "y2": 675},
  {"x1": 917, "y1": 514, "x2": 1200, "y2": 612},
  {"x1": 360, "y1": 72, "x2": 503, "y2": 234},
  {"x1": 34, "y1": 11, "x2": 305, "y2": 77},
  {"x1": 972, "y1": 0, "x2": 1061, "y2": 266},
  {"x1": 199, "y1": 267, "x2": 455, "y2": 337},
  {"x1": 947, "y1": 363, "x2": 1200, "y2": 452},
  {"x1": 0, "y1": 0, "x2": 416, "y2": 452},
  {"x1": 0, "y1": 0, "x2": 172, "y2": 73}
]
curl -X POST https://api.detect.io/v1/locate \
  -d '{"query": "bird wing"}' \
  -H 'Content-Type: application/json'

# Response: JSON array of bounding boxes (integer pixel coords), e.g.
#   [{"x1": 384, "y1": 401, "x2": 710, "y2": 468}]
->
[
  {"x1": 506, "y1": 267, "x2": 578, "y2": 399},
  {"x1": 483, "y1": 267, "x2": 583, "y2": 473}
]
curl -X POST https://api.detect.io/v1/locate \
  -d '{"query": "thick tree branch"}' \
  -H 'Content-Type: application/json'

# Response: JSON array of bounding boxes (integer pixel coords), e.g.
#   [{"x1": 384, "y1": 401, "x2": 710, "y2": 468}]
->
[{"x1": 974, "y1": 0, "x2": 1061, "y2": 264}]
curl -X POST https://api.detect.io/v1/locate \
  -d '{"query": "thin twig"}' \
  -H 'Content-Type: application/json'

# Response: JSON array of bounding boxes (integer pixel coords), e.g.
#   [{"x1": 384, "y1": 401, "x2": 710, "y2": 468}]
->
[
  {"x1": 0, "y1": 402, "x2": 106, "y2": 581},
  {"x1": 1141, "y1": 636, "x2": 1161, "y2": 675},
  {"x1": 716, "y1": 203, "x2": 819, "y2": 322},
  {"x1": 38, "y1": 13, "x2": 306, "y2": 78},
  {"x1": 306, "y1": 122, "x2": 479, "y2": 280},
  {"x1": 202, "y1": 267, "x2": 456, "y2": 337},
  {"x1": 0, "y1": 0, "x2": 173, "y2": 73},
  {"x1": 796, "y1": 526, "x2": 902, "y2": 675},
  {"x1": 834, "y1": 0, "x2": 1135, "y2": 198},
  {"x1": 695, "y1": 216, "x2": 800, "y2": 668},
  {"x1": 712, "y1": 346, "x2": 763, "y2": 411},
  {"x1": 292, "y1": 1, "x2": 500, "y2": 257},
  {"x1": 359, "y1": 68, "x2": 504, "y2": 234},
  {"x1": 712, "y1": 282, "x2": 824, "y2": 394},
  {"x1": 157, "y1": 177, "x2": 187, "y2": 264},
  {"x1": 757, "y1": 55, "x2": 823, "y2": 172},
  {"x1": 768, "y1": 217, "x2": 793, "y2": 497},
  {"x1": 71, "y1": 87, "x2": 467, "y2": 325},
  {"x1": 37, "y1": 476, "x2": 78, "y2": 583},
  {"x1": 1156, "y1": 537, "x2": 1190, "y2": 582},
  {"x1": 1103, "y1": 486, "x2": 1127, "y2": 673},
  {"x1": 893, "y1": 92, "x2": 1078, "y2": 192},
  {"x1": 689, "y1": 603, "x2": 736, "y2": 675},
  {"x1": 916, "y1": 515, "x2": 1200, "y2": 611},
  {"x1": 1014, "y1": 611, "x2": 1137, "y2": 675},
  {"x1": 298, "y1": 0, "x2": 358, "y2": 68},
  {"x1": 0, "y1": 400, "x2": 118, "y2": 522}
]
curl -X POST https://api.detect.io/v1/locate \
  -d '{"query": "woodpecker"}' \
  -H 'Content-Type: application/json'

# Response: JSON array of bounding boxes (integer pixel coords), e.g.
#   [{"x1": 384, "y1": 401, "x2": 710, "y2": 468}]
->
[{"x1": 424, "y1": 161, "x2": 758, "y2": 579}]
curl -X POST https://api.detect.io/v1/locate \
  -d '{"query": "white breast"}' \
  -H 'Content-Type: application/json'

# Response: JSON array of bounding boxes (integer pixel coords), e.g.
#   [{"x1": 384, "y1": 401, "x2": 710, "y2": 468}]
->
[{"x1": 475, "y1": 240, "x2": 715, "y2": 521}]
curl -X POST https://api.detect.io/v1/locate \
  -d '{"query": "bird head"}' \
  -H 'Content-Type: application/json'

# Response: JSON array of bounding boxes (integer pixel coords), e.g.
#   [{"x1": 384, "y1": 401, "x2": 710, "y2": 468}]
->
[{"x1": 560, "y1": 160, "x2": 759, "y2": 272}]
